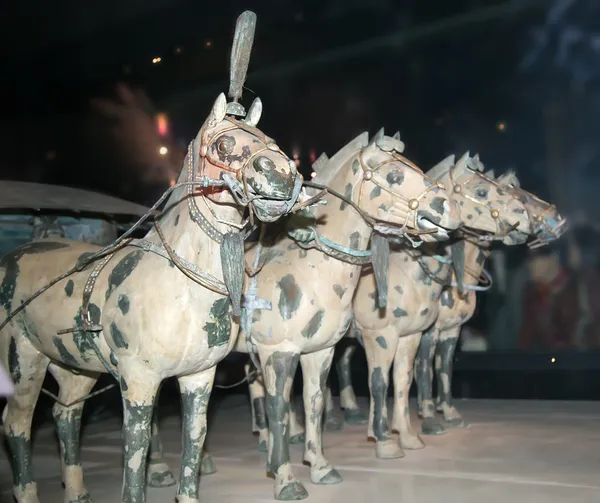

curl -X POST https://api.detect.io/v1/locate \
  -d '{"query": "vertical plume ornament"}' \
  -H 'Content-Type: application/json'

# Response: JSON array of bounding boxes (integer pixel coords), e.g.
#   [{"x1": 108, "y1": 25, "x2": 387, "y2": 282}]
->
[{"x1": 227, "y1": 11, "x2": 257, "y2": 117}]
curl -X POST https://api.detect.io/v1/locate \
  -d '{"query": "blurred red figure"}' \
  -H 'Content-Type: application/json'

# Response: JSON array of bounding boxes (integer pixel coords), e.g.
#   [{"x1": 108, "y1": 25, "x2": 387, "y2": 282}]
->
[{"x1": 518, "y1": 250, "x2": 600, "y2": 350}]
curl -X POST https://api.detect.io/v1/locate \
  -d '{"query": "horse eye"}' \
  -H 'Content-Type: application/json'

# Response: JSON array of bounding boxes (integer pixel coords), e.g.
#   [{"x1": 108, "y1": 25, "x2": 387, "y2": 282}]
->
[
  {"x1": 476, "y1": 188, "x2": 488, "y2": 199},
  {"x1": 217, "y1": 138, "x2": 234, "y2": 155}
]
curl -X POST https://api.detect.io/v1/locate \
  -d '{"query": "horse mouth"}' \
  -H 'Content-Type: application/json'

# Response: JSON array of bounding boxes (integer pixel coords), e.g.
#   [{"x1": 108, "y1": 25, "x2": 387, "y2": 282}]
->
[
  {"x1": 417, "y1": 216, "x2": 450, "y2": 241},
  {"x1": 250, "y1": 198, "x2": 293, "y2": 222}
]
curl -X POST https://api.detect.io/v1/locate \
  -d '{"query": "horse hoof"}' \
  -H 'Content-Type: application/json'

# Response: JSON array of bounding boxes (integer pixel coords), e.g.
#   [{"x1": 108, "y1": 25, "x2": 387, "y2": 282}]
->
[
  {"x1": 258, "y1": 440, "x2": 268, "y2": 452},
  {"x1": 276, "y1": 481, "x2": 309, "y2": 501},
  {"x1": 289, "y1": 433, "x2": 305, "y2": 444},
  {"x1": 147, "y1": 464, "x2": 177, "y2": 487},
  {"x1": 324, "y1": 416, "x2": 344, "y2": 431},
  {"x1": 400, "y1": 434, "x2": 425, "y2": 450},
  {"x1": 201, "y1": 455, "x2": 217, "y2": 475},
  {"x1": 68, "y1": 493, "x2": 93, "y2": 503},
  {"x1": 375, "y1": 439, "x2": 405, "y2": 459},
  {"x1": 444, "y1": 418, "x2": 470, "y2": 429},
  {"x1": 313, "y1": 468, "x2": 343, "y2": 485},
  {"x1": 421, "y1": 418, "x2": 446, "y2": 436},
  {"x1": 344, "y1": 409, "x2": 368, "y2": 425}
]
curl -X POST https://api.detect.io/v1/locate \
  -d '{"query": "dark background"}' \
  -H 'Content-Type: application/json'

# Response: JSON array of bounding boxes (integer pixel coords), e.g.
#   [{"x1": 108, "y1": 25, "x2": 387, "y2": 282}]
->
[{"x1": 3, "y1": 0, "x2": 600, "y2": 409}]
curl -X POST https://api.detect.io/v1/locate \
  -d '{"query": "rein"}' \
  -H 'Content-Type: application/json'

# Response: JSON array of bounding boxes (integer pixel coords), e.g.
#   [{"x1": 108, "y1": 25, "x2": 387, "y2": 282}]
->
[
  {"x1": 287, "y1": 145, "x2": 445, "y2": 266},
  {"x1": 414, "y1": 252, "x2": 493, "y2": 292}
]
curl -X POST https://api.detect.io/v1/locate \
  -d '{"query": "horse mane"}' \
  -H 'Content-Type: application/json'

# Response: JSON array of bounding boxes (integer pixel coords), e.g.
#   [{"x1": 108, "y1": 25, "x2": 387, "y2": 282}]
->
[
  {"x1": 425, "y1": 154, "x2": 455, "y2": 181},
  {"x1": 311, "y1": 131, "x2": 369, "y2": 188},
  {"x1": 498, "y1": 169, "x2": 520, "y2": 187}
]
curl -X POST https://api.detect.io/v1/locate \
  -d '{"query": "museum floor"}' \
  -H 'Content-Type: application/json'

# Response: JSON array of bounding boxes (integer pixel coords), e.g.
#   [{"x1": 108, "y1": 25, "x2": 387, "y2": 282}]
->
[{"x1": 1, "y1": 396, "x2": 598, "y2": 502}]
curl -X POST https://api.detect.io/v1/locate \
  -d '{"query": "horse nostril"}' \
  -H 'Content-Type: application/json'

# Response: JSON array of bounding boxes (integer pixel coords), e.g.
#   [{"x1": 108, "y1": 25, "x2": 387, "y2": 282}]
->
[{"x1": 254, "y1": 156, "x2": 275, "y2": 173}]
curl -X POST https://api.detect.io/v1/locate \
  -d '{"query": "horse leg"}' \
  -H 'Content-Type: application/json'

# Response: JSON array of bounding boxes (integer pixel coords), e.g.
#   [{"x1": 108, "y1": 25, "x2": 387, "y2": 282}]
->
[
  {"x1": 118, "y1": 361, "x2": 161, "y2": 503},
  {"x1": 146, "y1": 395, "x2": 177, "y2": 488},
  {"x1": 436, "y1": 326, "x2": 468, "y2": 428},
  {"x1": 301, "y1": 346, "x2": 343, "y2": 486},
  {"x1": 175, "y1": 368, "x2": 216, "y2": 503},
  {"x1": 414, "y1": 327, "x2": 445, "y2": 435},
  {"x1": 257, "y1": 345, "x2": 305, "y2": 500},
  {"x1": 361, "y1": 327, "x2": 403, "y2": 459},
  {"x1": 245, "y1": 362, "x2": 269, "y2": 452},
  {"x1": 288, "y1": 392, "x2": 305, "y2": 444},
  {"x1": 323, "y1": 384, "x2": 343, "y2": 431},
  {"x1": 48, "y1": 364, "x2": 99, "y2": 503},
  {"x1": 2, "y1": 334, "x2": 50, "y2": 503},
  {"x1": 336, "y1": 340, "x2": 367, "y2": 425},
  {"x1": 390, "y1": 334, "x2": 424, "y2": 450}
]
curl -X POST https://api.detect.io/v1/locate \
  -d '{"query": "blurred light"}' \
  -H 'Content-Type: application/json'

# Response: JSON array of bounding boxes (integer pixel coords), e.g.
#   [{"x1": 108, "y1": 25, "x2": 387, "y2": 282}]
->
[
  {"x1": 497, "y1": 121, "x2": 506, "y2": 132},
  {"x1": 156, "y1": 113, "x2": 168, "y2": 136},
  {"x1": 174, "y1": 47, "x2": 182, "y2": 54},
  {"x1": 310, "y1": 171, "x2": 317, "y2": 178},
  {"x1": 152, "y1": 57, "x2": 162, "y2": 64},
  {"x1": 169, "y1": 179, "x2": 176, "y2": 187},
  {"x1": 294, "y1": 159, "x2": 300, "y2": 167},
  {"x1": 159, "y1": 146, "x2": 168, "y2": 156},
  {"x1": 46, "y1": 150, "x2": 56, "y2": 161},
  {"x1": 205, "y1": 40, "x2": 212, "y2": 48},
  {"x1": 309, "y1": 149, "x2": 317, "y2": 164},
  {"x1": 550, "y1": 357, "x2": 556, "y2": 363}
]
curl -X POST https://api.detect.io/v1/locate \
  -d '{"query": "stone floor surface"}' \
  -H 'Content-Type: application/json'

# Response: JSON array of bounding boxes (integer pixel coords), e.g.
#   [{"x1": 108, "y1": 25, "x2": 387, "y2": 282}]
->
[{"x1": 1, "y1": 396, "x2": 599, "y2": 502}]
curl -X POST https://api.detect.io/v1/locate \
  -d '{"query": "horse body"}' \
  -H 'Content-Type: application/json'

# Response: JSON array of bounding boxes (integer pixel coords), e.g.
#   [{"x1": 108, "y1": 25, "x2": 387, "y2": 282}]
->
[
  {"x1": 244, "y1": 129, "x2": 460, "y2": 500},
  {"x1": 351, "y1": 152, "x2": 534, "y2": 457},
  {"x1": 1, "y1": 91, "x2": 302, "y2": 503},
  {"x1": 415, "y1": 169, "x2": 567, "y2": 434},
  {"x1": 352, "y1": 246, "x2": 450, "y2": 457}
]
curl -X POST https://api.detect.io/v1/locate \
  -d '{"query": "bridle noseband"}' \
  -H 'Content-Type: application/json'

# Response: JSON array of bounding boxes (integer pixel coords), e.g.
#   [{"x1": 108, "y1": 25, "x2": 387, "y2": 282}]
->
[
  {"x1": 357, "y1": 145, "x2": 447, "y2": 247},
  {"x1": 446, "y1": 166, "x2": 527, "y2": 243}
]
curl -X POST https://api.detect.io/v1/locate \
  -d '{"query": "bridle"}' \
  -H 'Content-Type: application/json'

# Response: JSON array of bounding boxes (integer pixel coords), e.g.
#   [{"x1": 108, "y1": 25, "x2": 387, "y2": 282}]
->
[
  {"x1": 505, "y1": 186, "x2": 567, "y2": 249},
  {"x1": 357, "y1": 144, "x2": 447, "y2": 247},
  {"x1": 445, "y1": 166, "x2": 527, "y2": 243},
  {"x1": 186, "y1": 116, "x2": 303, "y2": 243}
]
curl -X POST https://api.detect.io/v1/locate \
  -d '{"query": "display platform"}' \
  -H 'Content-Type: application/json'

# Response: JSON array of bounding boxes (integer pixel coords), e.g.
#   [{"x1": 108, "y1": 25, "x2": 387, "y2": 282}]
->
[{"x1": 1, "y1": 396, "x2": 599, "y2": 502}]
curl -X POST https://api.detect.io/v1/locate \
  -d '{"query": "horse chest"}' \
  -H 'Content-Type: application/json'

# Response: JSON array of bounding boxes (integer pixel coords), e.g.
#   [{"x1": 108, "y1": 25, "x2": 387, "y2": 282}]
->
[{"x1": 436, "y1": 289, "x2": 476, "y2": 330}]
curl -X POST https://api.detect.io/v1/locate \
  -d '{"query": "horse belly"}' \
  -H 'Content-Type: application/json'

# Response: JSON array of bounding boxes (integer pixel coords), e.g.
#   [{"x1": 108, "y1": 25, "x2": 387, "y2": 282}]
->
[
  {"x1": 9, "y1": 296, "x2": 111, "y2": 374},
  {"x1": 436, "y1": 290, "x2": 476, "y2": 330},
  {"x1": 127, "y1": 311, "x2": 240, "y2": 378},
  {"x1": 300, "y1": 307, "x2": 352, "y2": 353}
]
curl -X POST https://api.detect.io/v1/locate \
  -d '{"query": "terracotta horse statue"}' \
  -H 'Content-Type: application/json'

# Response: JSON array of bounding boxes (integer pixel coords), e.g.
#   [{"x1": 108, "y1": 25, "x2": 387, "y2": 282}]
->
[
  {"x1": 239, "y1": 128, "x2": 461, "y2": 500},
  {"x1": 414, "y1": 167, "x2": 566, "y2": 435},
  {"x1": 0, "y1": 81, "x2": 303, "y2": 503},
  {"x1": 258, "y1": 153, "x2": 564, "y2": 450},
  {"x1": 349, "y1": 151, "x2": 538, "y2": 457},
  {"x1": 222, "y1": 151, "x2": 530, "y2": 455}
]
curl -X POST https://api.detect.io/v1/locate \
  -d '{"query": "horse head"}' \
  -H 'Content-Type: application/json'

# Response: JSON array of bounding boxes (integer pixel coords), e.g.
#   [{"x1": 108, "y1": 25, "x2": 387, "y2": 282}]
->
[
  {"x1": 495, "y1": 172, "x2": 567, "y2": 248},
  {"x1": 354, "y1": 129, "x2": 461, "y2": 244},
  {"x1": 427, "y1": 152, "x2": 534, "y2": 246},
  {"x1": 193, "y1": 93, "x2": 302, "y2": 223}
]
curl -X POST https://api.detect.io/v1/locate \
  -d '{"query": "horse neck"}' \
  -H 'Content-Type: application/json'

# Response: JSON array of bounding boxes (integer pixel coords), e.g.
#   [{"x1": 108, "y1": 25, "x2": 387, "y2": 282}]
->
[
  {"x1": 461, "y1": 240, "x2": 489, "y2": 286},
  {"x1": 143, "y1": 167, "x2": 242, "y2": 267},
  {"x1": 310, "y1": 154, "x2": 372, "y2": 252}
]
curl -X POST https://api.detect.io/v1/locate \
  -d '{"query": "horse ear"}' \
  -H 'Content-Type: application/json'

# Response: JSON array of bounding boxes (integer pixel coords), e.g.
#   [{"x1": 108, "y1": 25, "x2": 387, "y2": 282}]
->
[
  {"x1": 454, "y1": 151, "x2": 470, "y2": 175},
  {"x1": 425, "y1": 154, "x2": 455, "y2": 180},
  {"x1": 484, "y1": 169, "x2": 495, "y2": 178},
  {"x1": 244, "y1": 97, "x2": 262, "y2": 127},
  {"x1": 369, "y1": 127, "x2": 385, "y2": 146},
  {"x1": 392, "y1": 131, "x2": 400, "y2": 140},
  {"x1": 205, "y1": 93, "x2": 227, "y2": 130},
  {"x1": 498, "y1": 171, "x2": 520, "y2": 187}
]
